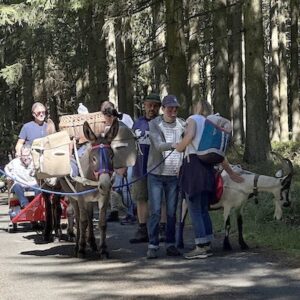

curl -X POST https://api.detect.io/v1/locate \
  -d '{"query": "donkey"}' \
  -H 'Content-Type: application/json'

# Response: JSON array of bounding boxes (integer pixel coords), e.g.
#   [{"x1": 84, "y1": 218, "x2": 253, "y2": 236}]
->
[
  {"x1": 43, "y1": 118, "x2": 119, "y2": 258},
  {"x1": 177, "y1": 155, "x2": 293, "y2": 251}
]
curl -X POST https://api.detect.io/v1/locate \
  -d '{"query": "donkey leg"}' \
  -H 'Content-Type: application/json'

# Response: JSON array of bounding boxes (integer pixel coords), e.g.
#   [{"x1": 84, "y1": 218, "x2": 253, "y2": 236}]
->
[
  {"x1": 66, "y1": 199, "x2": 76, "y2": 242},
  {"x1": 223, "y1": 216, "x2": 232, "y2": 251},
  {"x1": 87, "y1": 202, "x2": 97, "y2": 252},
  {"x1": 43, "y1": 193, "x2": 54, "y2": 242},
  {"x1": 98, "y1": 203, "x2": 109, "y2": 259},
  {"x1": 78, "y1": 207, "x2": 88, "y2": 258},
  {"x1": 52, "y1": 195, "x2": 62, "y2": 241},
  {"x1": 176, "y1": 196, "x2": 188, "y2": 249},
  {"x1": 237, "y1": 213, "x2": 249, "y2": 250}
]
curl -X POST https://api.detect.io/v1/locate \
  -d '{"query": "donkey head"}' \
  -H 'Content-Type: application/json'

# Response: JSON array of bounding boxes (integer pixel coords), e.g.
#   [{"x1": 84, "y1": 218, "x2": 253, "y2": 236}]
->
[
  {"x1": 83, "y1": 118, "x2": 119, "y2": 194},
  {"x1": 272, "y1": 152, "x2": 294, "y2": 209}
]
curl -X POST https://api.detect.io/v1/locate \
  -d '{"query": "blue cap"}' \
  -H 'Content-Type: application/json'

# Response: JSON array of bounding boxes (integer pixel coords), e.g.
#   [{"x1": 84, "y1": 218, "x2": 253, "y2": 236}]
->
[{"x1": 162, "y1": 95, "x2": 180, "y2": 107}]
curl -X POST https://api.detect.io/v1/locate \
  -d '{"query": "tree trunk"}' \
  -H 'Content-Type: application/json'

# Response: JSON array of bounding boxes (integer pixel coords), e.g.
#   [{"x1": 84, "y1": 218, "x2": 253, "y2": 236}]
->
[
  {"x1": 114, "y1": 17, "x2": 127, "y2": 113},
  {"x1": 243, "y1": 0, "x2": 270, "y2": 163},
  {"x1": 290, "y1": 0, "x2": 300, "y2": 141},
  {"x1": 228, "y1": 0, "x2": 244, "y2": 144},
  {"x1": 212, "y1": 0, "x2": 230, "y2": 119},
  {"x1": 151, "y1": 0, "x2": 166, "y2": 94},
  {"x1": 188, "y1": 0, "x2": 201, "y2": 114},
  {"x1": 123, "y1": 19, "x2": 134, "y2": 116},
  {"x1": 165, "y1": 0, "x2": 190, "y2": 117},
  {"x1": 278, "y1": 1, "x2": 289, "y2": 141},
  {"x1": 269, "y1": 0, "x2": 280, "y2": 141},
  {"x1": 22, "y1": 28, "x2": 34, "y2": 122}
]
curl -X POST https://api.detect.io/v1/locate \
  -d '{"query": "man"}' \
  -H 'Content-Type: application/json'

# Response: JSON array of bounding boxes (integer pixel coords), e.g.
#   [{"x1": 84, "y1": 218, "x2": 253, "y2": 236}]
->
[
  {"x1": 15, "y1": 102, "x2": 55, "y2": 156},
  {"x1": 5, "y1": 145, "x2": 39, "y2": 208},
  {"x1": 146, "y1": 95, "x2": 185, "y2": 258},
  {"x1": 129, "y1": 93, "x2": 164, "y2": 243}
]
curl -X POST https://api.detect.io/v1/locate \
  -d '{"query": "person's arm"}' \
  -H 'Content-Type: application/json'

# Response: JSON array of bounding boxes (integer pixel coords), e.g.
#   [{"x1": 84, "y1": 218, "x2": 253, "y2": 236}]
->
[
  {"x1": 175, "y1": 118, "x2": 196, "y2": 152},
  {"x1": 15, "y1": 139, "x2": 25, "y2": 157},
  {"x1": 148, "y1": 119, "x2": 173, "y2": 152},
  {"x1": 221, "y1": 158, "x2": 244, "y2": 183}
]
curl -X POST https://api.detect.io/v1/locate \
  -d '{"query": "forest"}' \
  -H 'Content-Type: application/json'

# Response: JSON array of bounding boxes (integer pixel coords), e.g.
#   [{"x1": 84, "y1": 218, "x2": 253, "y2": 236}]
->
[{"x1": 0, "y1": 0, "x2": 299, "y2": 165}]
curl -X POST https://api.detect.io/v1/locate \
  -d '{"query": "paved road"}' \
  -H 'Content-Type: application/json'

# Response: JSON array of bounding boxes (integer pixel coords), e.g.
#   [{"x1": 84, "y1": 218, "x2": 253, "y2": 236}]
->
[{"x1": 0, "y1": 194, "x2": 299, "y2": 300}]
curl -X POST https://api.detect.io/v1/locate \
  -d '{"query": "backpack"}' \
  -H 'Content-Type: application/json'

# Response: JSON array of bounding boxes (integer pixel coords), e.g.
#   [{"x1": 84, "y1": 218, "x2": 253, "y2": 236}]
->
[{"x1": 191, "y1": 114, "x2": 232, "y2": 164}]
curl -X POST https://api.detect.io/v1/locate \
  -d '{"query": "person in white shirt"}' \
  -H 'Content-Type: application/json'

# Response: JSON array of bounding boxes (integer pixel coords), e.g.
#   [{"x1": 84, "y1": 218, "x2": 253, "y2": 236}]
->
[{"x1": 5, "y1": 145, "x2": 39, "y2": 208}]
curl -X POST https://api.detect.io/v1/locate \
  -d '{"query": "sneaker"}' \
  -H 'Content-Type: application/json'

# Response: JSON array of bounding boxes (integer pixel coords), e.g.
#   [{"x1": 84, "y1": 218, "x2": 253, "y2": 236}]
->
[
  {"x1": 106, "y1": 211, "x2": 119, "y2": 222},
  {"x1": 129, "y1": 226, "x2": 149, "y2": 243},
  {"x1": 184, "y1": 246, "x2": 208, "y2": 259},
  {"x1": 147, "y1": 248, "x2": 158, "y2": 259},
  {"x1": 166, "y1": 245, "x2": 181, "y2": 256},
  {"x1": 204, "y1": 244, "x2": 213, "y2": 257}
]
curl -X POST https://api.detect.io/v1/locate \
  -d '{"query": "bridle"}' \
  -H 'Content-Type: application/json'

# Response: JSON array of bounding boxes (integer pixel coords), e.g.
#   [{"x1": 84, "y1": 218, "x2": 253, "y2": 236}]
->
[{"x1": 91, "y1": 143, "x2": 114, "y2": 176}]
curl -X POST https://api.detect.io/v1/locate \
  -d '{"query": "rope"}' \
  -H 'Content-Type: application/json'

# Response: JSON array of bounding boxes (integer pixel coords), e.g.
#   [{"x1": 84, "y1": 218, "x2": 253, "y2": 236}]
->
[{"x1": 0, "y1": 149, "x2": 175, "y2": 196}]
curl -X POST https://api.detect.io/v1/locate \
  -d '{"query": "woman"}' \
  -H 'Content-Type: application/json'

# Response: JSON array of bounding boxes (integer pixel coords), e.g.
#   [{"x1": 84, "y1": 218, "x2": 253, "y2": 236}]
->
[
  {"x1": 15, "y1": 102, "x2": 55, "y2": 156},
  {"x1": 175, "y1": 102, "x2": 242, "y2": 259}
]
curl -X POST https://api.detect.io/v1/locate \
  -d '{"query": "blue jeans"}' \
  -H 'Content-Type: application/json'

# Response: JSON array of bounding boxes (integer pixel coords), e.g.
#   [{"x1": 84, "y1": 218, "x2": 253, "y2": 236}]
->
[
  {"x1": 12, "y1": 183, "x2": 40, "y2": 208},
  {"x1": 186, "y1": 192, "x2": 213, "y2": 245},
  {"x1": 147, "y1": 174, "x2": 178, "y2": 249}
]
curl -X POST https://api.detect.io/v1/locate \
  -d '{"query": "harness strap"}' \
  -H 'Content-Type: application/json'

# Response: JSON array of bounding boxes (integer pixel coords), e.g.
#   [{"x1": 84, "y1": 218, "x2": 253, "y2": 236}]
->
[
  {"x1": 64, "y1": 176, "x2": 77, "y2": 193},
  {"x1": 248, "y1": 174, "x2": 260, "y2": 204},
  {"x1": 72, "y1": 176, "x2": 99, "y2": 186},
  {"x1": 73, "y1": 138, "x2": 85, "y2": 178}
]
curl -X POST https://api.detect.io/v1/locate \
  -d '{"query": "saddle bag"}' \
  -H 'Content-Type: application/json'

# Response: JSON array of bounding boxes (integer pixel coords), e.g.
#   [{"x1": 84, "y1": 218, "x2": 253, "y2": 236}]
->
[
  {"x1": 31, "y1": 131, "x2": 71, "y2": 179},
  {"x1": 193, "y1": 114, "x2": 232, "y2": 164}
]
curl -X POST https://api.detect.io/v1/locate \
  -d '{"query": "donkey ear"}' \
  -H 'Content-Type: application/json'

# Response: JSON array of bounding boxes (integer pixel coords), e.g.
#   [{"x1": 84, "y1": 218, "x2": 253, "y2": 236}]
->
[
  {"x1": 83, "y1": 121, "x2": 97, "y2": 142},
  {"x1": 105, "y1": 117, "x2": 119, "y2": 143}
]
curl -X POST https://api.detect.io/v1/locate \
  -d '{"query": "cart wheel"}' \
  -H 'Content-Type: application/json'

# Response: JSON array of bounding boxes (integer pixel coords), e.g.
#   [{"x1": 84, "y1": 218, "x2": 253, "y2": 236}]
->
[{"x1": 8, "y1": 222, "x2": 17, "y2": 233}]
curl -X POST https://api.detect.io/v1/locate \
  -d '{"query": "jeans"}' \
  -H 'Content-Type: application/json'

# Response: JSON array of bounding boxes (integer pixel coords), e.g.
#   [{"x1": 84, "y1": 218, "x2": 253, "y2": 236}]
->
[
  {"x1": 186, "y1": 192, "x2": 213, "y2": 245},
  {"x1": 12, "y1": 183, "x2": 40, "y2": 208},
  {"x1": 147, "y1": 174, "x2": 178, "y2": 249}
]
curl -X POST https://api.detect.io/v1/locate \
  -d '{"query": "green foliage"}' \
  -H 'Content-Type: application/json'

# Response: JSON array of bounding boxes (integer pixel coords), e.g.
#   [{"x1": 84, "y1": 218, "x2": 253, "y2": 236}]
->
[{"x1": 0, "y1": 62, "x2": 23, "y2": 87}]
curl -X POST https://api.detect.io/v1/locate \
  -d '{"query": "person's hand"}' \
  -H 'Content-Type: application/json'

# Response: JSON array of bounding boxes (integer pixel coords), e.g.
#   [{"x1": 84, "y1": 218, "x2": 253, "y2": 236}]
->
[{"x1": 228, "y1": 171, "x2": 244, "y2": 183}]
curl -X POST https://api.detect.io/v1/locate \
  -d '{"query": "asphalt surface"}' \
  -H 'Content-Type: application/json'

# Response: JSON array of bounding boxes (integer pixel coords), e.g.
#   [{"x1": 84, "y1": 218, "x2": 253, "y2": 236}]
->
[{"x1": 0, "y1": 193, "x2": 300, "y2": 300}]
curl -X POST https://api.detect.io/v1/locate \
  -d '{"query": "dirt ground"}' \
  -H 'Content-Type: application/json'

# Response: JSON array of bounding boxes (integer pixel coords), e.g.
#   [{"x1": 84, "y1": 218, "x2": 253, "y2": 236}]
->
[{"x1": 0, "y1": 193, "x2": 300, "y2": 300}]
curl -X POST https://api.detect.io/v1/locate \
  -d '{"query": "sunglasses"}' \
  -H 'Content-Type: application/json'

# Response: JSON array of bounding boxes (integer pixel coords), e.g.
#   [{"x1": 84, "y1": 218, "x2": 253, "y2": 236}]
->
[{"x1": 34, "y1": 111, "x2": 46, "y2": 117}]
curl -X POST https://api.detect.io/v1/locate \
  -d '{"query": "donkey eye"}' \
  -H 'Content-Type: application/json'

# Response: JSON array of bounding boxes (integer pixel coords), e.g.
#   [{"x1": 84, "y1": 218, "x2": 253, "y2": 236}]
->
[{"x1": 92, "y1": 156, "x2": 97, "y2": 163}]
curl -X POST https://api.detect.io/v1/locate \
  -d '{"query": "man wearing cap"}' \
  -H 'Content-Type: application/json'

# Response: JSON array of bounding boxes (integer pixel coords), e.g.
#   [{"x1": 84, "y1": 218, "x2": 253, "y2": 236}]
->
[
  {"x1": 146, "y1": 94, "x2": 185, "y2": 259},
  {"x1": 129, "y1": 93, "x2": 164, "y2": 243}
]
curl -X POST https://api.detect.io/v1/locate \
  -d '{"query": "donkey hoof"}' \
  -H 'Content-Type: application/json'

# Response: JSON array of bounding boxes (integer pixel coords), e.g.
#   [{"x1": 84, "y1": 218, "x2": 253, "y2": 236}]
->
[
  {"x1": 99, "y1": 250, "x2": 110, "y2": 259},
  {"x1": 77, "y1": 251, "x2": 86, "y2": 259}
]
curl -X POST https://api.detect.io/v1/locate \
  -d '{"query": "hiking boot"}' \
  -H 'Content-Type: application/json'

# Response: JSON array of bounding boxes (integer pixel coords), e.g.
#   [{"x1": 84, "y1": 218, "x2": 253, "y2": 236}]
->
[
  {"x1": 166, "y1": 245, "x2": 181, "y2": 257},
  {"x1": 106, "y1": 211, "x2": 119, "y2": 222},
  {"x1": 204, "y1": 244, "x2": 213, "y2": 257},
  {"x1": 129, "y1": 225, "x2": 149, "y2": 243},
  {"x1": 147, "y1": 248, "x2": 158, "y2": 259},
  {"x1": 159, "y1": 223, "x2": 166, "y2": 242},
  {"x1": 184, "y1": 246, "x2": 208, "y2": 259}
]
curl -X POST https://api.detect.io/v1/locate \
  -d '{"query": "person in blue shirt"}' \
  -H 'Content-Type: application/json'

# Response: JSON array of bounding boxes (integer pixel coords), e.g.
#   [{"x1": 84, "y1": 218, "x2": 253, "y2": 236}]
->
[
  {"x1": 129, "y1": 93, "x2": 163, "y2": 243},
  {"x1": 15, "y1": 102, "x2": 55, "y2": 156}
]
